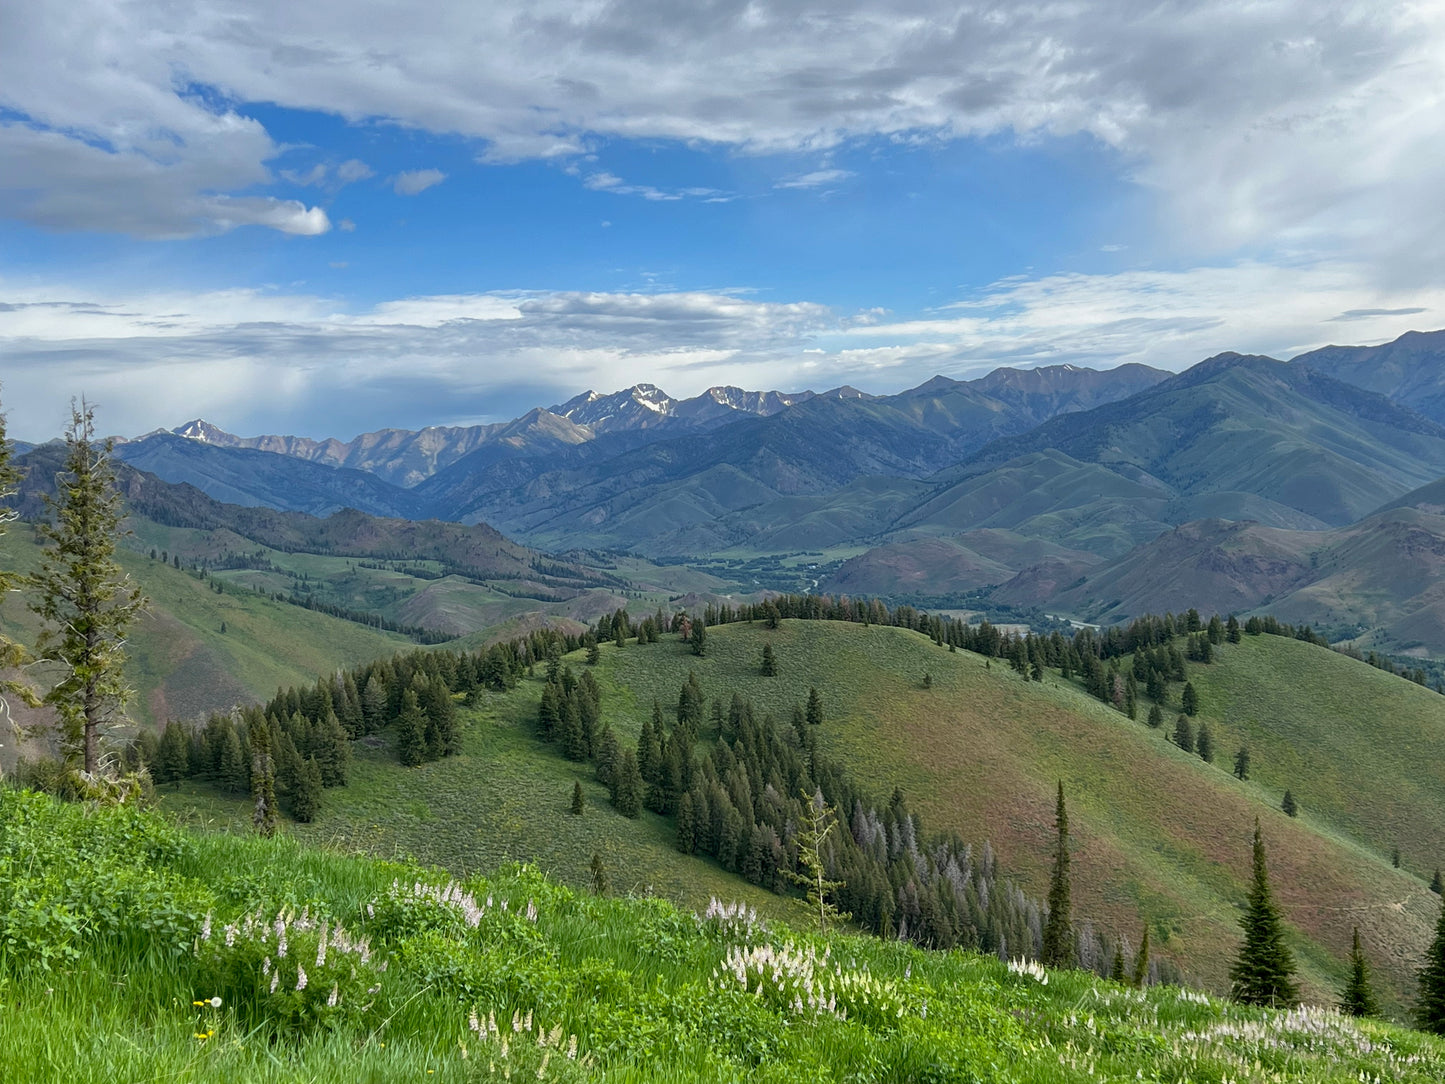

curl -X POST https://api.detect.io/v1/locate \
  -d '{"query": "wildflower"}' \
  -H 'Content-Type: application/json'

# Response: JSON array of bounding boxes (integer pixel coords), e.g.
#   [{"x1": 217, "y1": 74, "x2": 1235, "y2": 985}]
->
[
  {"x1": 296, "y1": 964, "x2": 308, "y2": 992},
  {"x1": 200, "y1": 913, "x2": 212, "y2": 942},
  {"x1": 327, "y1": 984, "x2": 339, "y2": 1008},
  {"x1": 270, "y1": 970, "x2": 279, "y2": 994}
]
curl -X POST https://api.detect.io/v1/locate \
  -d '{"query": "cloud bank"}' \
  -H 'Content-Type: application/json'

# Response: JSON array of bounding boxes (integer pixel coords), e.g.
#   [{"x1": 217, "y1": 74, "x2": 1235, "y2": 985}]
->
[{"x1": 2, "y1": 264, "x2": 1437, "y2": 442}]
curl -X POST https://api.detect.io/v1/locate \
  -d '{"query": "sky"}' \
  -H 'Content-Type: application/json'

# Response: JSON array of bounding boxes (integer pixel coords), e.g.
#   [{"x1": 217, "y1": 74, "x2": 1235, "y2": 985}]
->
[{"x1": 2, "y1": 0, "x2": 1444, "y2": 442}]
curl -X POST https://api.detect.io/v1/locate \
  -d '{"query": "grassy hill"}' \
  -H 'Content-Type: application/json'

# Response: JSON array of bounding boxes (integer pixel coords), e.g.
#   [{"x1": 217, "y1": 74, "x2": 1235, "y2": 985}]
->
[
  {"x1": 158, "y1": 616, "x2": 1445, "y2": 1017},
  {"x1": 6, "y1": 785, "x2": 1443, "y2": 1082},
  {"x1": 0, "y1": 525, "x2": 412, "y2": 738}
]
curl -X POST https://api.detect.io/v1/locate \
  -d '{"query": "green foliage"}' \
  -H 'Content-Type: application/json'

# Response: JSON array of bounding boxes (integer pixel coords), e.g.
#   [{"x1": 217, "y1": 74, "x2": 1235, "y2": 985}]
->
[
  {"x1": 1230, "y1": 821, "x2": 1300, "y2": 1008},
  {"x1": 786, "y1": 791, "x2": 850, "y2": 934},
  {"x1": 3, "y1": 789, "x2": 1442, "y2": 1082},
  {"x1": 29, "y1": 401, "x2": 146, "y2": 773},
  {"x1": 760, "y1": 641, "x2": 777, "y2": 676},
  {"x1": 570, "y1": 780, "x2": 584, "y2": 816},
  {"x1": 1341, "y1": 927, "x2": 1379, "y2": 1018},
  {"x1": 1421, "y1": 895, "x2": 1445, "y2": 1034},
  {"x1": 1282, "y1": 789, "x2": 1298, "y2": 818},
  {"x1": 1041, "y1": 781, "x2": 1073, "y2": 968}
]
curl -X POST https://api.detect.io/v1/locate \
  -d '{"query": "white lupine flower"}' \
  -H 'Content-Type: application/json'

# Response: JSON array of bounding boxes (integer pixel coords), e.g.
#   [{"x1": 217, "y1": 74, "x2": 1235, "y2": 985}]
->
[
  {"x1": 296, "y1": 965, "x2": 308, "y2": 992},
  {"x1": 327, "y1": 984, "x2": 339, "y2": 1008},
  {"x1": 270, "y1": 970, "x2": 279, "y2": 994}
]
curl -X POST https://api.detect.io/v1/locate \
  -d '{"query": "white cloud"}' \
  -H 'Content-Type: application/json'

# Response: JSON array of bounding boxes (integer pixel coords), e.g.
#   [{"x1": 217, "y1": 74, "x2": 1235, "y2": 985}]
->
[
  {"x1": 335, "y1": 158, "x2": 374, "y2": 184},
  {"x1": 2, "y1": 1, "x2": 1440, "y2": 266},
  {"x1": 393, "y1": 169, "x2": 447, "y2": 195},
  {"x1": 2, "y1": 261, "x2": 1438, "y2": 441},
  {"x1": 775, "y1": 169, "x2": 854, "y2": 190}
]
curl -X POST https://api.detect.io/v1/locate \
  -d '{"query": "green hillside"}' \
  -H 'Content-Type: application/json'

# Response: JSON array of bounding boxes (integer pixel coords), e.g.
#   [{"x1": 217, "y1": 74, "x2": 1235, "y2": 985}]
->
[
  {"x1": 0, "y1": 525, "x2": 411, "y2": 733},
  {"x1": 6, "y1": 786, "x2": 1443, "y2": 1082},
  {"x1": 157, "y1": 615, "x2": 1445, "y2": 1017}
]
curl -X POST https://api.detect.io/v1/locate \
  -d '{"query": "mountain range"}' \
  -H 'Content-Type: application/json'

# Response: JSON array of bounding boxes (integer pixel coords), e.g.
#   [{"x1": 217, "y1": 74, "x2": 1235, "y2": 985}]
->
[{"x1": 93, "y1": 328, "x2": 1445, "y2": 656}]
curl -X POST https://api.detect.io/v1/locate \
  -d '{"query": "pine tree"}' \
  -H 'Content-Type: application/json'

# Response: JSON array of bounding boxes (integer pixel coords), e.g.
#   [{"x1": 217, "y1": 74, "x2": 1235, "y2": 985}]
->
[
  {"x1": 806, "y1": 686, "x2": 823, "y2": 727},
  {"x1": 1172, "y1": 714, "x2": 1195, "y2": 753},
  {"x1": 787, "y1": 790, "x2": 851, "y2": 934},
  {"x1": 570, "y1": 780, "x2": 585, "y2": 815},
  {"x1": 249, "y1": 719, "x2": 278, "y2": 838},
  {"x1": 1340, "y1": 927, "x2": 1378, "y2": 1017},
  {"x1": 590, "y1": 852, "x2": 609, "y2": 896},
  {"x1": 1393, "y1": 847, "x2": 1402, "y2": 869},
  {"x1": 1041, "y1": 781, "x2": 1074, "y2": 968},
  {"x1": 1196, "y1": 721, "x2": 1215, "y2": 762},
  {"x1": 290, "y1": 756, "x2": 323, "y2": 823},
  {"x1": 1132, "y1": 923, "x2": 1150, "y2": 988},
  {"x1": 1431, "y1": 868, "x2": 1443, "y2": 895},
  {"x1": 922, "y1": 671, "x2": 933, "y2": 689},
  {"x1": 615, "y1": 748, "x2": 643, "y2": 818},
  {"x1": 29, "y1": 401, "x2": 146, "y2": 774},
  {"x1": 155, "y1": 721, "x2": 191, "y2": 785},
  {"x1": 690, "y1": 613, "x2": 707, "y2": 656},
  {"x1": 1109, "y1": 944, "x2": 1126, "y2": 982},
  {"x1": 395, "y1": 689, "x2": 426, "y2": 767},
  {"x1": 1181, "y1": 681, "x2": 1199, "y2": 716},
  {"x1": 1281, "y1": 789, "x2": 1298, "y2": 817},
  {"x1": 760, "y1": 642, "x2": 777, "y2": 676},
  {"x1": 1146, "y1": 703, "x2": 1164, "y2": 729},
  {"x1": 1229, "y1": 820, "x2": 1300, "y2": 1007},
  {"x1": 676, "y1": 791, "x2": 696, "y2": 854},
  {"x1": 1420, "y1": 892, "x2": 1445, "y2": 1034},
  {"x1": 1233, "y1": 745, "x2": 1251, "y2": 780},
  {"x1": 586, "y1": 641, "x2": 601, "y2": 666},
  {"x1": 218, "y1": 722, "x2": 249, "y2": 794}
]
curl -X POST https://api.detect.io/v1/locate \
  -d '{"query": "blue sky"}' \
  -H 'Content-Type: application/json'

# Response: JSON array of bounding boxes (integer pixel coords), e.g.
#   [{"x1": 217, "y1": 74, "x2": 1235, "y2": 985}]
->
[{"x1": 2, "y1": 1, "x2": 1443, "y2": 442}]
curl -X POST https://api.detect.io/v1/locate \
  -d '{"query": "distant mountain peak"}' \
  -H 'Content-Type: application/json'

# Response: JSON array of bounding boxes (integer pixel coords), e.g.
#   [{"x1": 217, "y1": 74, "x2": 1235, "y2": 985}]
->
[{"x1": 173, "y1": 419, "x2": 240, "y2": 445}]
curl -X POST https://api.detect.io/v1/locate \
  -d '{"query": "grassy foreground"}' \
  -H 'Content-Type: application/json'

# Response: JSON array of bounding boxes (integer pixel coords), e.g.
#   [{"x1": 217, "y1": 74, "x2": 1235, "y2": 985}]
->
[{"x1": 3, "y1": 787, "x2": 1442, "y2": 1083}]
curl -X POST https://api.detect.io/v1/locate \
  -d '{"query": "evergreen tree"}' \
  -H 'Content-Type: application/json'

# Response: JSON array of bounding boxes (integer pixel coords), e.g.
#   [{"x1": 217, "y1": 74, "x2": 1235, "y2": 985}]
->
[
  {"x1": 922, "y1": 671, "x2": 933, "y2": 689},
  {"x1": 249, "y1": 719, "x2": 278, "y2": 838},
  {"x1": 395, "y1": 689, "x2": 426, "y2": 767},
  {"x1": 1420, "y1": 893, "x2": 1445, "y2": 1034},
  {"x1": 361, "y1": 674, "x2": 388, "y2": 734},
  {"x1": 615, "y1": 748, "x2": 643, "y2": 818},
  {"x1": 1431, "y1": 868, "x2": 1443, "y2": 895},
  {"x1": 1233, "y1": 745, "x2": 1251, "y2": 780},
  {"x1": 218, "y1": 722, "x2": 249, "y2": 794},
  {"x1": 586, "y1": 641, "x2": 601, "y2": 666},
  {"x1": 1229, "y1": 820, "x2": 1300, "y2": 1007},
  {"x1": 1041, "y1": 781, "x2": 1074, "y2": 968},
  {"x1": 570, "y1": 780, "x2": 585, "y2": 815},
  {"x1": 1226, "y1": 614, "x2": 1242, "y2": 643},
  {"x1": 1180, "y1": 681, "x2": 1199, "y2": 716},
  {"x1": 595, "y1": 725, "x2": 621, "y2": 796},
  {"x1": 30, "y1": 401, "x2": 146, "y2": 774},
  {"x1": 1109, "y1": 945, "x2": 1126, "y2": 982},
  {"x1": 1132, "y1": 923, "x2": 1150, "y2": 988},
  {"x1": 1281, "y1": 789, "x2": 1298, "y2": 817},
  {"x1": 590, "y1": 852, "x2": 609, "y2": 896},
  {"x1": 760, "y1": 642, "x2": 777, "y2": 676},
  {"x1": 1393, "y1": 847, "x2": 1402, "y2": 869},
  {"x1": 155, "y1": 721, "x2": 191, "y2": 785},
  {"x1": 537, "y1": 683, "x2": 561, "y2": 742},
  {"x1": 806, "y1": 686, "x2": 824, "y2": 727},
  {"x1": 787, "y1": 790, "x2": 851, "y2": 934},
  {"x1": 1196, "y1": 721, "x2": 1214, "y2": 763},
  {"x1": 290, "y1": 756, "x2": 323, "y2": 823},
  {"x1": 1340, "y1": 927, "x2": 1378, "y2": 1017},
  {"x1": 690, "y1": 613, "x2": 707, "y2": 656},
  {"x1": 676, "y1": 791, "x2": 697, "y2": 854},
  {"x1": 1146, "y1": 703, "x2": 1164, "y2": 729},
  {"x1": 1172, "y1": 714, "x2": 1195, "y2": 753}
]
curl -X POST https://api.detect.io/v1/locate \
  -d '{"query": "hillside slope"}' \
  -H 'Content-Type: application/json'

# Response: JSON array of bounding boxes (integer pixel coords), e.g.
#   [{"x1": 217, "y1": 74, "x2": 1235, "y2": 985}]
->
[{"x1": 579, "y1": 620, "x2": 1442, "y2": 1008}]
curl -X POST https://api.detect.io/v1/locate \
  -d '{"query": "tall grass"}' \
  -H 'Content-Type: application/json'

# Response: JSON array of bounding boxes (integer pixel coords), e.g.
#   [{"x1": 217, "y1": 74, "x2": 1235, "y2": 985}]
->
[{"x1": 2, "y1": 786, "x2": 1442, "y2": 1082}]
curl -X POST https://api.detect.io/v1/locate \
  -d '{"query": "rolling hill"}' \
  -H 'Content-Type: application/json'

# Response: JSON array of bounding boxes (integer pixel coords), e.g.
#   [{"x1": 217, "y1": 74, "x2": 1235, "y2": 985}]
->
[{"x1": 161, "y1": 616, "x2": 1445, "y2": 1013}]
